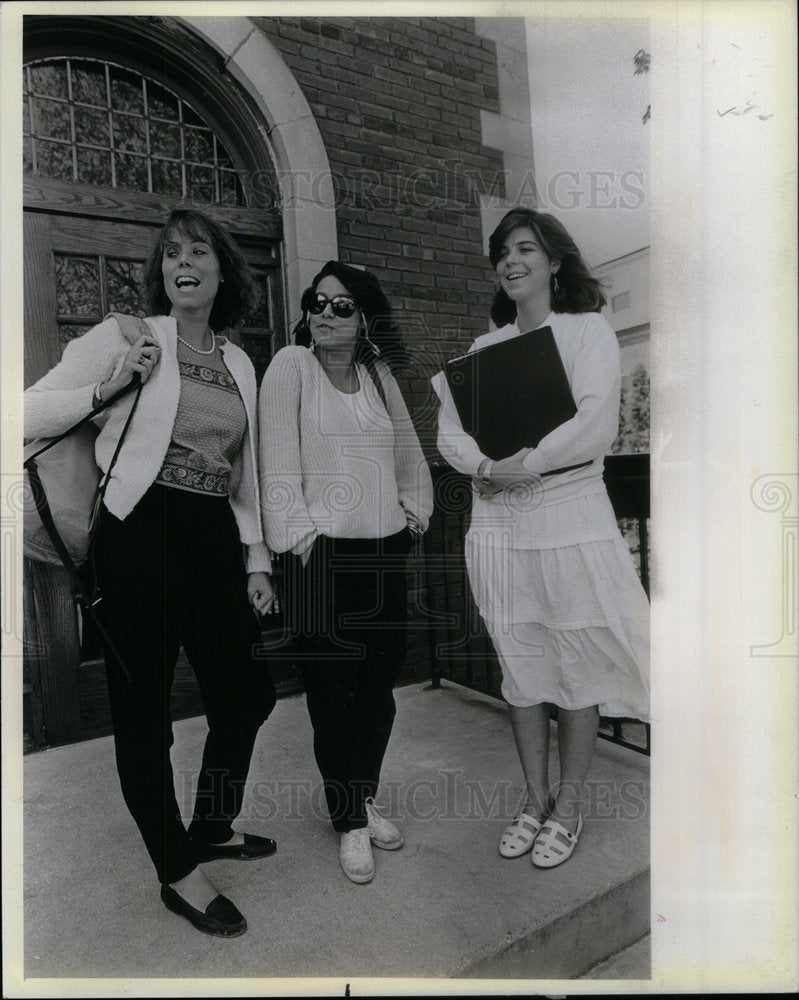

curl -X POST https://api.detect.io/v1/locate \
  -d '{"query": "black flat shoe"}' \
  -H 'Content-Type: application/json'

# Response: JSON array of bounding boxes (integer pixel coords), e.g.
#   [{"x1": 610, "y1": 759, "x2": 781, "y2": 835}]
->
[
  {"x1": 193, "y1": 833, "x2": 277, "y2": 862},
  {"x1": 160, "y1": 884, "x2": 247, "y2": 937}
]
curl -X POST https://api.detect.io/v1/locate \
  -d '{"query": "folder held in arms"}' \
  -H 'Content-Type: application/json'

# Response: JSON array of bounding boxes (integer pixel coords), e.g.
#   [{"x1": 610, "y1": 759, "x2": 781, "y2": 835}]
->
[{"x1": 444, "y1": 326, "x2": 591, "y2": 474}]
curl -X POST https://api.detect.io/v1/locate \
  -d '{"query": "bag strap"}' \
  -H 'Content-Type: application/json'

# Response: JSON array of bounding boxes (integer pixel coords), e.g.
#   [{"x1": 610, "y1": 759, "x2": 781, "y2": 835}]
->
[
  {"x1": 363, "y1": 356, "x2": 390, "y2": 413},
  {"x1": 23, "y1": 313, "x2": 151, "y2": 682},
  {"x1": 25, "y1": 460, "x2": 133, "y2": 681},
  {"x1": 24, "y1": 373, "x2": 142, "y2": 464},
  {"x1": 24, "y1": 371, "x2": 144, "y2": 586},
  {"x1": 25, "y1": 313, "x2": 149, "y2": 464},
  {"x1": 87, "y1": 314, "x2": 149, "y2": 532}
]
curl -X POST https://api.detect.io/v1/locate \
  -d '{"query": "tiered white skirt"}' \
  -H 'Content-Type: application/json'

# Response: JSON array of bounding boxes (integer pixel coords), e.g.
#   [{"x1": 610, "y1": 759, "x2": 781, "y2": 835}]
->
[{"x1": 465, "y1": 494, "x2": 650, "y2": 721}]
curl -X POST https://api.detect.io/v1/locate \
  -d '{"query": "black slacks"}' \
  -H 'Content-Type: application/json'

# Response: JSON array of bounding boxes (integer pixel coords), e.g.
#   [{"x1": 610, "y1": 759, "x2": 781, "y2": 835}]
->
[
  {"x1": 284, "y1": 529, "x2": 413, "y2": 833},
  {"x1": 92, "y1": 484, "x2": 276, "y2": 885}
]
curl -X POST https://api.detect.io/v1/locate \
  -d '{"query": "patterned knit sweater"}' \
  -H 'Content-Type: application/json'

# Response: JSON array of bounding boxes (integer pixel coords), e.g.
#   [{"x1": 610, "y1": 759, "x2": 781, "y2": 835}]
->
[
  {"x1": 24, "y1": 314, "x2": 271, "y2": 574},
  {"x1": 258, "y1": 346, "x2": 433, "y2": 555}
]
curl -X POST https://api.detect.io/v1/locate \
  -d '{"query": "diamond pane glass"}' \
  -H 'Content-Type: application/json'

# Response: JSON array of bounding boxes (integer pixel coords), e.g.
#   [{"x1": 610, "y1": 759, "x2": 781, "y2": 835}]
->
[
  {"x1": 151, "y1": 158, "x2": 183, "y2": 198},
  {"x1": 113, "y1": 112, "x2": 147, "y2": 153},
  {"x1": 76, "y1": 146, "x2": 112, "y2": 187},
  {"x1": 23, "y1": 136, "x2": 33, "y2": 172},
  {"x1": 106, "y1": 259, "x2": 146, "y2": 315},
  {"x1": 115, "y1": 152, "x2": 149, "y2": 192},
  {"x1": 149, "y1": 120, "x2": 182, "y2": 160},
  {"x1": 188, "y1": 164, "x2": 215, "y2": 203},
  {"x1": 220, "y1": 170, "x2": 242, "y2": 206},
  {"x1": 55, "y1": 256, "x2": 101, "y2": 317},
  {"x1": 74, "y1": 105, "x2": 109, "y2": 147},
  {"x1": 29, "y1": 63, "x2": 67, "y2": 98},
  {"x1": 246, "y1": 274, "x2": 272, "y2": 326},
  {"x1": 71, "y1": 61, "x2": 106, "y2": 106},
  {"x1": 184, "y1": 126, "x2": 214, "y2": 164},
  {"x1": 24, "y1": 58, "x2": 249, "y2": 205},
  {"x1": 110, "y1": 67, "x2": 144, "y2": 115},
  {"x1": 36, "y1": 141, "x2": 73, "y2": 181},
  {"x1": 32, "y1": 97, "x2": 71, "y2": 140}
]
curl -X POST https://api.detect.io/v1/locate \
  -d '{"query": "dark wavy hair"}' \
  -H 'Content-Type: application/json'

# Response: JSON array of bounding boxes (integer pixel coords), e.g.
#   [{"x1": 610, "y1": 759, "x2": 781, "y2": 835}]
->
[
  {"x1": 488, "y1": 208, "x2": 607, "y2": 326},
  {"x1": 144, "y1": 208, "x2": 254, "y2": 332},
  {"x1": 293, "y1": 260, "x2": 407, "y2": 369}
]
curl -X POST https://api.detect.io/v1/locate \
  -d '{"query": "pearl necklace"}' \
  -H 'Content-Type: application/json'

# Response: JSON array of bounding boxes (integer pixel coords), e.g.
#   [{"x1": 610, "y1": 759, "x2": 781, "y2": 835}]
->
[{"x1": 176, "y1": 328, "x2": 216, "y2": 355}]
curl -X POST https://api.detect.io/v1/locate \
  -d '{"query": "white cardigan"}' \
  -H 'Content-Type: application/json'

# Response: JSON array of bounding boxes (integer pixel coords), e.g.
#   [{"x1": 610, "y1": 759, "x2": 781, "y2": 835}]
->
[
  {"x1": 24, "y1": 314, "x2": 272, "y2": 574},
  {"x1": 259, "y1": 346, "x2": 433, "y2": 555}
]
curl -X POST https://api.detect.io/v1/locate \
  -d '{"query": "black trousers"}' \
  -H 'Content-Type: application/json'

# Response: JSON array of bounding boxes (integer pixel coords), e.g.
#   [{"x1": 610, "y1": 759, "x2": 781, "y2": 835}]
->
[
  {"x1": 92, "y1": 484, "x2": 276, "y2": 885},
  {"x1": 284, "y1": 529, "x2": 413, "y2": 833}
]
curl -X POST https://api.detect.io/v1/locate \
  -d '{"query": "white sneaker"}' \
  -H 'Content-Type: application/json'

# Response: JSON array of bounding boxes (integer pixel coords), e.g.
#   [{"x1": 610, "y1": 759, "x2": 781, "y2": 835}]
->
[
  {"x1": 339, "y1": 828, "x2": 374, "y2": 884},
  {"x1": 365, "y1": 796, "x2": 404, "y2": 851}
]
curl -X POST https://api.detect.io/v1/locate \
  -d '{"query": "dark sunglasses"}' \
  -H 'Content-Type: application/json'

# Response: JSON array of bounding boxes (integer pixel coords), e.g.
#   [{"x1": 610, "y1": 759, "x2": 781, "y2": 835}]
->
[{"x1": 303, "y1": 291, "x2": 358, "y2": 319}]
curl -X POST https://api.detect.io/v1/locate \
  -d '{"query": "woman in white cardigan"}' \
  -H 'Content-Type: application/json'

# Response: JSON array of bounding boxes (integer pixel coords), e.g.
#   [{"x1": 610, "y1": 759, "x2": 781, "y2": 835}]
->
[
  {"x1": 259, "y1": 261, "x2": 433, "y2": 885},
  {"x1": 434, "y1": 208, "x2": 649, "y2": 869},
  {"x1": 24, "y1": 210, "x2": 278, "y2": 937}
]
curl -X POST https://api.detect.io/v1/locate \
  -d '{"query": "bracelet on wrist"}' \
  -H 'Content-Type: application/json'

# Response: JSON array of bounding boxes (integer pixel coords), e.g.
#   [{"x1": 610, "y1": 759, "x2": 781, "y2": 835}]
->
[
  {"x1": 92, "y1": 381, "x2": 106, "y2": 408},
  {"x1": 477, "y1": 458, "x2": 493, "y2": 483}
]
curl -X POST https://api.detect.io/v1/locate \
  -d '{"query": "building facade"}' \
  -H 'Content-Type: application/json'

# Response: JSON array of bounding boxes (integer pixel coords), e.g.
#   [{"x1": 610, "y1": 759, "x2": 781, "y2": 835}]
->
[{"x1": 596, "y1": 247, "x2": 651, "y2": 454}]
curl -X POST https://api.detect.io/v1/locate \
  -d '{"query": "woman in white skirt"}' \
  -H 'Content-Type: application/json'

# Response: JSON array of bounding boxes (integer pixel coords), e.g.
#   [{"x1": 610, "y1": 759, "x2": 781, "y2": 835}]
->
[{"x1": 433, "y1": 208, "x2": 649, "y2": 868}]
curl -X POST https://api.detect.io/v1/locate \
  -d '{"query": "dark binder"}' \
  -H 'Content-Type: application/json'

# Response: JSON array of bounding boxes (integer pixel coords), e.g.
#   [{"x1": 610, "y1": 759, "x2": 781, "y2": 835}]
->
[{"x1": 444, "y1": 326, "x2": 587, "y2": 468}]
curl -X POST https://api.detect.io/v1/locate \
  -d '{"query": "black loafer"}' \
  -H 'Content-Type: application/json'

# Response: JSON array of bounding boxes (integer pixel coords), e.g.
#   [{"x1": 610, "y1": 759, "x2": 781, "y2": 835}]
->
[
  {"x1": 161, "y1": 884, "x2": 247, "y2": 937},
  {"x1": 192, "y1": 832, "x2": 277, "y2": 862}
]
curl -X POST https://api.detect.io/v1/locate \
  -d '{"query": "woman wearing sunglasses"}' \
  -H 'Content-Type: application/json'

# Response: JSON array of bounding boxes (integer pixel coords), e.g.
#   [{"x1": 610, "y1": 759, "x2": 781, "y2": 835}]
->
[{"x1": 258, "y1": 261, "x2": 433, "y2": 884}]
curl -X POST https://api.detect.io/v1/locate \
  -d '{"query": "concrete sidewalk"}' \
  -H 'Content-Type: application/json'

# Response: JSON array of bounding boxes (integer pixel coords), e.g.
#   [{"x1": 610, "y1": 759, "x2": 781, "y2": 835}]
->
[{"x1": 21, "y1": 680, "x2": 650, "y2": 987}]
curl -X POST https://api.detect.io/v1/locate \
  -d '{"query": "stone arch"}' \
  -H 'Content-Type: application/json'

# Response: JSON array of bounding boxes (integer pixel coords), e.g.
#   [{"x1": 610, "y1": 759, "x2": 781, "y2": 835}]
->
[{"x1": 180, "y1": 16, "x2": 339, "y2": 324}]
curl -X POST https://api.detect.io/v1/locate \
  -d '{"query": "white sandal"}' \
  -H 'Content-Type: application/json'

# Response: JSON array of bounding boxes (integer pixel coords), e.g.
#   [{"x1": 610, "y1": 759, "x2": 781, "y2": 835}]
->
[
  {"x1": 499, "y1": 813, "x2": 542, "y2": 858},
  {"x1": 532, "y1": 813, "x2": 584, "y2": 868}
]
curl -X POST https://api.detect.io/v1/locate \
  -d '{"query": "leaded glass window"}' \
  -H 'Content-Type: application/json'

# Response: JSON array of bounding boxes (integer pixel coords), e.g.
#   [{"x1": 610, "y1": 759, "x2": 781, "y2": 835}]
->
[
  {"x1": 55, "y1": 252, "x2": 147, "y2": 349},
  {"x1": 23, "y1": 58, "x2": 245, "y2": 205}
]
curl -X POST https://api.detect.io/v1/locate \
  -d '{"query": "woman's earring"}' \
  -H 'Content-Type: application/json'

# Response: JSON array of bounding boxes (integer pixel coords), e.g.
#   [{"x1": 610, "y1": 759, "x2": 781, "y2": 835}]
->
[
  {"x1": 553, "y1": 274, "x2": 560, "y2": 293},
  {"x1": 361, "y1": 311, "x2": 381, "y2": 356}
]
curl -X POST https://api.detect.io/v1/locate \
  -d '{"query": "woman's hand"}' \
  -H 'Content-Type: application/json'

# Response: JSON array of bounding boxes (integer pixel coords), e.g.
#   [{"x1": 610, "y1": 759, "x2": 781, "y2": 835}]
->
[
  {"x1": 485, "y1": 448, "x2": 535, "y2": 490},
  {"x1": 99, "y1": 335, "x2": 162, "y2": 402},
  {"x1": 472, "y1": 478, "x2": 502, "y2": 500},
  {"x1": 405, "y1": 512, "x2": 423, "y2": 537},
  {"x1": 247, "y1": 572, "x2": 275, "y2": 616}
]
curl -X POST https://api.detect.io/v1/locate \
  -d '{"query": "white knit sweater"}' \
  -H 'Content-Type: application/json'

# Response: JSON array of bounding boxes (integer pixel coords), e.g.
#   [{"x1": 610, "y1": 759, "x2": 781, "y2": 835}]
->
[
  {"x1": 258, "y1": 346, "x2": 433, "y2": 555},
  {"x1": 24, "y1": 314, "x2": 271, "y2": 574},
  {"x1": 432, "y1": 311, "x2": 622, "y2": 547}
]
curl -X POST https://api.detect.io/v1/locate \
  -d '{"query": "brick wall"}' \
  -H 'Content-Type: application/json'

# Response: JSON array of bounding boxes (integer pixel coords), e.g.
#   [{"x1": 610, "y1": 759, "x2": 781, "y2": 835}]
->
[{"x1": 255, "y1": 16, "x2": 504, "y2": 446}]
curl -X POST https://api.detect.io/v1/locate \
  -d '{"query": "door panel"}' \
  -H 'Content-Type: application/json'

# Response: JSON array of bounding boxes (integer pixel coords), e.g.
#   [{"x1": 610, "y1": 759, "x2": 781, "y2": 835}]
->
[{"x1": 23, "y1": 212, "x2": 60, "y2": 387}]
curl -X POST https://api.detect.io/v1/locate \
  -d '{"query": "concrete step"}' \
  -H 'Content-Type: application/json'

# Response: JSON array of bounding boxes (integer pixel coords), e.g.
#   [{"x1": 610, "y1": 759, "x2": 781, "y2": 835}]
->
[
  {"x1": 579, "y1": 933, "x2": 651, "y2": 979},
  {"x1": 21, "y1": 680, "x2": 650, "y2": 982}
]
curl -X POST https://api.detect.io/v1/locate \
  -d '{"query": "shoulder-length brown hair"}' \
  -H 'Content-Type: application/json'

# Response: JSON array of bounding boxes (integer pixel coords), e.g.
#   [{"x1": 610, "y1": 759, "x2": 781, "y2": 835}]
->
[
  {"x1": 143, "y1": 209, "x2": 254, "y2": 332},
  {"x1": 293, "y1": 260, "x2": 408, "y2": 369},
  {"x1": 488, "y1": 208, "x2": 607, "y2": 326}
]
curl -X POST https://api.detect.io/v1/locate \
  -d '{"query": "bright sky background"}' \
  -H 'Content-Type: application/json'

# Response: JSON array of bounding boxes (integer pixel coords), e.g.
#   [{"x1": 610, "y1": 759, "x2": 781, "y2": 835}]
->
[{"x1": 526, "y1": 15, "x2": 650, "y2": 266}]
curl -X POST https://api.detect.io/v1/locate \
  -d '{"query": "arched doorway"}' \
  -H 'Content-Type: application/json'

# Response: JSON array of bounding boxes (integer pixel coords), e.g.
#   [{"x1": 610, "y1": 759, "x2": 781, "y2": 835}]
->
[{"x1": 21, "y1": 15, "x2": 298, "y2": 748}]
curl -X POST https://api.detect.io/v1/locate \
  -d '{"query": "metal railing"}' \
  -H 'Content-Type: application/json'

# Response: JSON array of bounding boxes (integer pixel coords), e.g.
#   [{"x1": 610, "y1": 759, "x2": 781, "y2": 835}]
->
[{"x1": 422, "y1": 454, "x2": 651, "y2": 756}]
